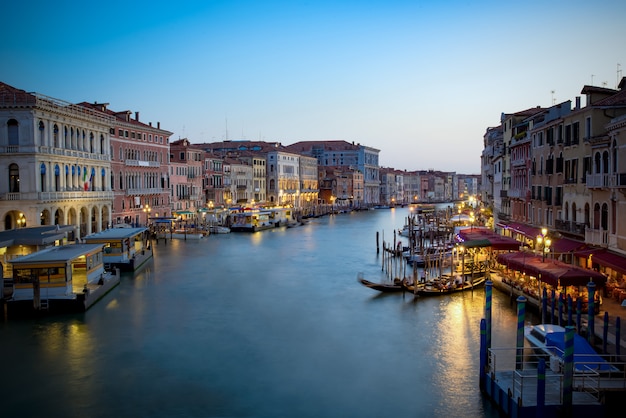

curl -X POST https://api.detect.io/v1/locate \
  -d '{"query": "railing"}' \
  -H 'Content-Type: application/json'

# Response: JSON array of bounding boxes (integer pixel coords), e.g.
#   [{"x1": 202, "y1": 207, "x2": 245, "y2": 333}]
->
[
  {"x1": 585, "y1": 228, "x2": 609, "y2": 247},
  {"x1": 125, "y1": 160, "x2": 160, "y2": 167},
  {"x1": 554, "y1": 219, "x2": 586, "y2": 236},
  {"x1": 586, "y1": 173, "x2": 626, "y2": 188},
  {"x1": 0, "y1": 91, "x2": 115, "y2": 124},
  {"x1": 488, "y1": 347, "x2": 626, "y2": 402},
  {"x1": 1, "y1": 145, "x2": 109, "y2": 161},
  {"x1": 1, "y1": 191, "x2": 113, "y2": 201},
  {"x1": 507, "y1": 189, "x2": 525, "y2": 199},
  {"x1": 126, "y1": 188, "x2": 166, "y2": 196}
]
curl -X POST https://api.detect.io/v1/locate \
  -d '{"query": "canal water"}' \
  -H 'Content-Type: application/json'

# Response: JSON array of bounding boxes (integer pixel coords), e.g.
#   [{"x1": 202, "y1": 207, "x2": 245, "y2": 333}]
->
[{"x1": 0, "y1": 207, "x2": 535, "y2": 418}]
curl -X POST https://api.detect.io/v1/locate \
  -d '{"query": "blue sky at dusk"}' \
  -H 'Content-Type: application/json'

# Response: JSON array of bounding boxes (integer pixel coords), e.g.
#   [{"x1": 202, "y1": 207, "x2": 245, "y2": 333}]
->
[{"x1": 3, "y1": 0, "x2": 625, "y2": 174}]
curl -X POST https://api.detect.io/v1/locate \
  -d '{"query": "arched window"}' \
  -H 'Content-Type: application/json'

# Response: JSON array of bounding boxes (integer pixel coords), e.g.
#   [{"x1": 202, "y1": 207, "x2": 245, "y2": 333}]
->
[
  {"x1": 53, "y1": 124, "x2": 59, "y2": 148},
  {"x1": 100, "y1": 134, "x2": 105, "y2": 154},
  {"x1": 594, "y1": 152, "x2": 601, "y2": 174},
  {"x1": 55, "y1": 164, "x2": 60, "y2": 191},
  {"x1": 571, "y1": 202, "x2": 577, "y2": 223},
  {"x1": 612, "y1": 140, "x2": 618, "y2": 173},
  {"x1": 38, "y1": 121, "x2": 45, "y2": 144},
  {"x1": 64, "y1": 126, "x2": 69, "y2": 148},
  {"x1": 602, "y1": 151, "x2": 609, "y2": 174},
  {"x1": 9, "y1": 163, "x2": 19, "y2": 193},
  {"x1": 564, "y1": 202, "x2": 569, "y2": 221},
  {"x1": 593, "y1": 203, "x2": 600, "y2": 229},
  {"x1": 601, "y1": 203, "x2": 608, "y2": 231},
  {"x1": 101, "y1": 168, "x2": 106, "y2": 191},
  {"x1": 90, "y1": 132, "x2": 95, "y2": 153},
  {"x1": 584, "y1": 203, "x2": 590, "y2": 227},
  {"x1": 8, "y1": 119, "x2": 19, "y2": 146},
  {"x1": 40, "y1": 163, "x2": 46, "y2": 192}
]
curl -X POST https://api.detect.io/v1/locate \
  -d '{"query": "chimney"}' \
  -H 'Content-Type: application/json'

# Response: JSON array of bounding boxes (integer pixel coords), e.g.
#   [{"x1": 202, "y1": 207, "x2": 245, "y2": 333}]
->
[
  {"x1": 157, "y1": 122, "x2": 160, "y2": 129},
  {"x1": 575, "y1": 96, "x2": 581, "y2": 110},
  {"x1": 135, "y1": 111, "x2": 139, "y2": 121},
  {"x1": 149, "y1": 122, "x2": 152, "y2": 127}
]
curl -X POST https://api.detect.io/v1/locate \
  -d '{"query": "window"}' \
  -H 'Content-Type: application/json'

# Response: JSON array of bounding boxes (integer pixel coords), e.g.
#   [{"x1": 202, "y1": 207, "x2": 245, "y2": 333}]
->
[
  {"x1": 40, "y1": 163, "x2": 46, "y2": 192},
  {"x1": 9, "y1": 163, "x2": 19, "y2": 193},
  {"x1": 8, "y1": 119, "x2": 19, "y2": 145}
]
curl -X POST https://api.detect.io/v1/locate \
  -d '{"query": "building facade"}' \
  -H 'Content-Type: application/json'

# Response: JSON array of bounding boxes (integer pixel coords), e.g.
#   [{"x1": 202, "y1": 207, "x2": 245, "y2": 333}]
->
[
  {"x1": 79, "y1": 103, "x2": 172, "y2": 226},
  {"x1": 0, "y1": 82, "x2": 113, "y2": 237}
]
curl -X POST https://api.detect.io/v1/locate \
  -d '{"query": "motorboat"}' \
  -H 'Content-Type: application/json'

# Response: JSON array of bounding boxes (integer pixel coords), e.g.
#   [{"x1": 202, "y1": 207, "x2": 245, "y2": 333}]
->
[{"x1": 524, "y1": 323, "x2": 618, "y2": 373}]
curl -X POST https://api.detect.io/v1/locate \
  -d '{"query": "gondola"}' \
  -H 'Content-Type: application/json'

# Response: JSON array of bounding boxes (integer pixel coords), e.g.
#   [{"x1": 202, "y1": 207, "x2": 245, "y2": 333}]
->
[
  {"x1": 416, "y1": 275, "x2": 486, "y2": 296},
  {"x1": 357, "y1": 273, "x2": 405, "y2": 293}
]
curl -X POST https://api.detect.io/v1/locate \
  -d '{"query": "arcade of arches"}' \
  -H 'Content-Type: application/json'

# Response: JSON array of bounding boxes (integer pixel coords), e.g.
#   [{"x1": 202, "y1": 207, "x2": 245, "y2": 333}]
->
[{"x1": 3, "y1": 204, "x2": 111, "y2": 238}]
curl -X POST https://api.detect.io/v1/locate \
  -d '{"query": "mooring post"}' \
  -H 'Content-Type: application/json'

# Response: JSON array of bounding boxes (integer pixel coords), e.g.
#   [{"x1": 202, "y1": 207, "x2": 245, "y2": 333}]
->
[
  {"x1": 576, "y1": 298, "x2": 582, "y2": 334},
  {"x1": 587, "y1": 281, "x2": 596, "y2": 346},
  {"x1": 485, "y1": 280, "x2": 492, "y2": 351},
  {"x1": 563, "y1": 326, "x2": 575, "y2": 416},
  {"x1": 479, "y1": 318, "x2": 486, "y2": 392},
  {"x1": 603, "y1": 311, "x2": 609, "y2": 354},
  {"x1": 542, "y1": 287, "x2": 548, "y2": 324},
  {"x1": 616, "y1": 317, "x2": 621, "y2": 358},
  {"x1": 567, "y1": 295, "x2": 573, "y2": 327},
  {"x1": 536, "y1": 358, "x2": 546, "y2": 418},
  {"x1": 516, "y1": 296, "x2": 527, "y2": 370}
]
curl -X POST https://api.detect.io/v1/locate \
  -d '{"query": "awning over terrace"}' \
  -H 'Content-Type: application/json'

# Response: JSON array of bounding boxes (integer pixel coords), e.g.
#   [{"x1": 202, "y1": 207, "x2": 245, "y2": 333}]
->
[
  {"x1": 496, "y1": 251, "x2": 607, "y2": 288},
  {"x1": 456, "y1": 227, "x2": 522, "y2": 251},
  {"x1": 574, "y1": 248, "x2": 626, "y2": 275},
  {"x1": 498, "y1": 222, "x2": 543, "y2": 239}
]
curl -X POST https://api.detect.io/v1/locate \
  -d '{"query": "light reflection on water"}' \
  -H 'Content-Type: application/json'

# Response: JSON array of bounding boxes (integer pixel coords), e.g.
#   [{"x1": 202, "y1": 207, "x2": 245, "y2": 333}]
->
[{"x1": 0, "y1": 207, "x2": 534, "y2": 417}]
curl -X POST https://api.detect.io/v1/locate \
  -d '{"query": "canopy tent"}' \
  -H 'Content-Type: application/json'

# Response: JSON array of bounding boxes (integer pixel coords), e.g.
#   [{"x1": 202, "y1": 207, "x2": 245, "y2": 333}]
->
[
  {"x1": 455, "y1": 227, "x2": 522, "y2": 251},
  {"x1": 574, "y1": 247, "x2": 626, "y2": 275},
  {"x1": 496, "y1": 251, "x2": 606, "y2": 288},
  {"x1": 450, "y1": 214, "x2": 471, "y2": 222}
]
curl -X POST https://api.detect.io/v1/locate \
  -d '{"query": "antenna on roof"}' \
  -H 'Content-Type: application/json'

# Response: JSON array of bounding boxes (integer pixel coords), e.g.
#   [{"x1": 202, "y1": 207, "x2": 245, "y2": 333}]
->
[
  {"x1": 618, "y1": 63, "x2": 622, "y2": 89},
  {"x1": 551, "y1": 90, "x2": 555, "y2": 105},
  {"x1": 591, "y1": 74, "x2": 595, "y2": 85},
  {"x1": 225, "y1": 117, "x2": 229, "y2": 141}
]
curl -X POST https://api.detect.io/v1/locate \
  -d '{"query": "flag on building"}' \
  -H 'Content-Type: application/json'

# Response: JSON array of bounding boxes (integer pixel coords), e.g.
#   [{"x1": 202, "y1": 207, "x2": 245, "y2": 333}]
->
[{"x1": 83, "y1": 167, "x2": 89, "y2": 191}]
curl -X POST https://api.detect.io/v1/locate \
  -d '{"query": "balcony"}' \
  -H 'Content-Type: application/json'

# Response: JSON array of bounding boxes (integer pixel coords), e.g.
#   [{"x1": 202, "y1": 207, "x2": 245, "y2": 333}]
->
[
  {"x1": 125, "y1": 159, "x2": 160, "y2": 167},
  {"x1": 0, "y1": 145, "x2": 111, "y2": 161},
  {"x1": 585, "y1": 228, "x2": 610, "y2": 248},
  {"x1": 507, "y1": 189, "x2": 526, "y2": 199},
  {"x1": 554, "y1": 219, "x2": 587, "y2": 237},
  {"x1": 126, "y1": 187, "x2": 166, "y2": 196},
  {"x1": 586, "y1": 173, "x2": 626, "y2": 189},
  {"x1": 1, "y1": 190, "x2": 114, "y2": 202}
]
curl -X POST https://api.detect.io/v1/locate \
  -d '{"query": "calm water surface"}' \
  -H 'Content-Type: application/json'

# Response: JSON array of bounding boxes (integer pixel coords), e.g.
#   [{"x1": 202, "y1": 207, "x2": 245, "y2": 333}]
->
[{"x1": 1, "y1": 208, "x2": 533, "y2": 417}]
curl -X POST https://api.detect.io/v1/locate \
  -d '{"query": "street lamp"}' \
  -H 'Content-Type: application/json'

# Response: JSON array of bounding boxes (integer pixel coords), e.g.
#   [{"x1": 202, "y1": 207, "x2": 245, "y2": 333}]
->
[
  {"x1": 536, "y1": 228, "x2": 551, "y2": 262},
  {"x1": 143, "y1": 204, "x2": 151, "y2": 226},
  {"x1": 16, "y1": 213, "x2": 26, "y2": 228}
]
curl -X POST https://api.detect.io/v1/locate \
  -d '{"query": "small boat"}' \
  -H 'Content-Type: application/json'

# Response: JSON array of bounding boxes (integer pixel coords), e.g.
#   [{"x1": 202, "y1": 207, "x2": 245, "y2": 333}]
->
[
  {"x1": 357, "y1": 273, "x2": 404, "y2": 293},
  {"x1": 417, "y1": 275, "x2": 486, "y2": 296},
  {"x1": 524, "y1": 324, "x2": 619, "y2": 373},
  {"x1": 209, "y1": 225, "x2": 231, "y2": 234}
]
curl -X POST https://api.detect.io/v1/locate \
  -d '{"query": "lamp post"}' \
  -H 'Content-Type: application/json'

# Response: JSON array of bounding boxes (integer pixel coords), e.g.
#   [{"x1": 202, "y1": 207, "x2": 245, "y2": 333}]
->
[
  {"x1": 16, "y1": 213, "x2": 26, "y2": 228},
  {"x1": 536, "y1": 228, "x2": 551, "y2": 262},
  {"x1": 143, "y1": 204, "x2": 151, "y2": 227}
]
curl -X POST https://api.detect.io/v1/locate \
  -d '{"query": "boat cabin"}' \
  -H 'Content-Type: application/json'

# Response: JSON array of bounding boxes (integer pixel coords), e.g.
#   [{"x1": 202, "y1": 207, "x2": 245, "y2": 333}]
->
[
  {"x1": 6, "y1": 243, "x2": 106, "y2": 303},
  {"x1": 83, "y1": 227, "x2": 151, "y2": 271}
]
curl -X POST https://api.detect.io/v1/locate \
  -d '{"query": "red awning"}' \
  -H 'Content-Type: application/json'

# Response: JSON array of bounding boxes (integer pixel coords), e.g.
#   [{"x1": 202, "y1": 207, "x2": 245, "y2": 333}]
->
[
  {"x1": 456, "y1": 227, "x2": 522, "y2": 251},
  {"x1": 496, "y1": 251, "x2": 606, "y2": 288},
  {"x1": 502, "y1": 222, "x2": 543, "y2": 239},
  {"x1": 574, "y1": 248, "x2": 626, "y2": 275},
  {"x1": 551, "y1": 237, "x2": 586, "y2": 254}
]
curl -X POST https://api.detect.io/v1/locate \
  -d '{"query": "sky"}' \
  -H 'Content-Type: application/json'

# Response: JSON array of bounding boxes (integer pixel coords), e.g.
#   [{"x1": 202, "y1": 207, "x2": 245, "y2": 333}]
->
[{"x1": 2, "y1": 0, "x2": 625, "y2": 174}]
